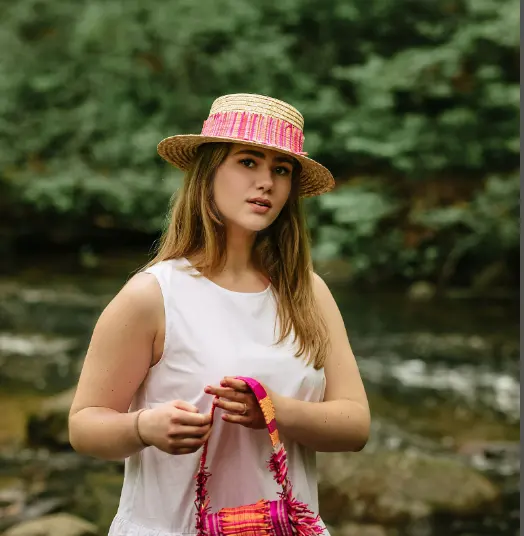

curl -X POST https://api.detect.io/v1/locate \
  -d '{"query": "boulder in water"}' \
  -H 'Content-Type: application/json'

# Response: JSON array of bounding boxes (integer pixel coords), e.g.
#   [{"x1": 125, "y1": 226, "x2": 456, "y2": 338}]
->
[
  {"x1": 2, "y1": 513, "x2": 97, "y2": 536},
  {"x1": 318, "y1": 449, "x2": 500, "y2": 526}
]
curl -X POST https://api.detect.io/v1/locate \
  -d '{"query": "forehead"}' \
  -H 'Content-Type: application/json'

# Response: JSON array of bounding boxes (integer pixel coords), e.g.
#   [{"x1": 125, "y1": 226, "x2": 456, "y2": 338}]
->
[{"x1": 229, "y1": 143, "x2": 296, "y2": 165}]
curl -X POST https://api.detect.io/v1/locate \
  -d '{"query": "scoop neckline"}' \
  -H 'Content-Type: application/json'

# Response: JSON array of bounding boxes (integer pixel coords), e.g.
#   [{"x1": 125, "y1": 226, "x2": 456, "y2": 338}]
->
[{"x1": 181, "y1": 257, "x2": 272, "y2": 296}]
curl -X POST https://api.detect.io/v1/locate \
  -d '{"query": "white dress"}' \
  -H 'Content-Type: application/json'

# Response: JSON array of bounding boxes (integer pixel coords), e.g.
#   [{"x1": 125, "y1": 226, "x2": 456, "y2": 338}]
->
[{"x1": 108, "y1": 258, "x2": 328, "y2": 536}]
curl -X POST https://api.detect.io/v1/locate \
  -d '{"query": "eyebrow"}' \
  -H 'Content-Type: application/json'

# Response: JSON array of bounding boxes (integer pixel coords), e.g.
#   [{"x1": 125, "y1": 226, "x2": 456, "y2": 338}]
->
[{"x1": 233, "y1": 148, "x2": 295, "y2": 166}]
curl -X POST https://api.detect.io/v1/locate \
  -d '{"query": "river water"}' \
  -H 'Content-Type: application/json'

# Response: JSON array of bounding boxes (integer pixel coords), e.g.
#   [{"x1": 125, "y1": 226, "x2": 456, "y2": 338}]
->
[{"x1": 0, "y1": 271, "x2": 519, "y2": 535}]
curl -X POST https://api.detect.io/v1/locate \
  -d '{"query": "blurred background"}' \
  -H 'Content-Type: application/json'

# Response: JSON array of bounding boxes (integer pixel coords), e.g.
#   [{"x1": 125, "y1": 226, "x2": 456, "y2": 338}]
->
[{"x1": 0, "y1": 1, "x2": 519, "y2": 535}]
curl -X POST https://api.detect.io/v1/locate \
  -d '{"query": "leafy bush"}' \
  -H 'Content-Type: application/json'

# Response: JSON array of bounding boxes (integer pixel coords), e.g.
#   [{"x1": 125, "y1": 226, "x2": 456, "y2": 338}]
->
[
  {"x1": 410, "y1": 173, "x2": 520, "y2": 285},
  {"x1": 0, "y1": 0, "x2": 519, "y2": 287},
  {"x1": 307, "y1": 183, "x2": 401, "y2": 279},
  {"x1": 308, "y1": 172, "x2": 519, "y2": 286}
]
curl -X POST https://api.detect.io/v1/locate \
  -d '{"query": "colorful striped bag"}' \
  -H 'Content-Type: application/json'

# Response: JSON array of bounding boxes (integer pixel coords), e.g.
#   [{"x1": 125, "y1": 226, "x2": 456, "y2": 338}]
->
[{"x1": 194, "y1": 376, "x2": 324, "y2": 536}]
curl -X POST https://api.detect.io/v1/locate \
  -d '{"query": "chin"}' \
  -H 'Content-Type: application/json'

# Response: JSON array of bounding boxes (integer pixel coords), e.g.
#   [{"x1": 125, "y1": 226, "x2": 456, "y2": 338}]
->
[
  {"x1": 231, "y1": 215, "x2": 275, "y2": 233},
  {"x1": 243, "y1": 220, "x2": 273, "y2": 233}
]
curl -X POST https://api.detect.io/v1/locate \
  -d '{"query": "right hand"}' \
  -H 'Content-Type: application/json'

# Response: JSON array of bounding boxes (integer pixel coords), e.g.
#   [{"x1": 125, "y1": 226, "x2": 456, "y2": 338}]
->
[{"x1": 137, "y1": 400, "x2": 212, "y2": 455}]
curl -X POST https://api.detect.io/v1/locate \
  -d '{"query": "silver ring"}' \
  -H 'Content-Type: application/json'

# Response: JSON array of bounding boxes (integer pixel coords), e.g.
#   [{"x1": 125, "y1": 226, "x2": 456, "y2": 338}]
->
[{"x1": 241, "y1": 403, "x2": 248, "y2": 415}]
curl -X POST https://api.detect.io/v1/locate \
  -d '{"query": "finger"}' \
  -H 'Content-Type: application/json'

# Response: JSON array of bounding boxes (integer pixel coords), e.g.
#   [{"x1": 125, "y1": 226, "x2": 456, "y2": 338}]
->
[
  {"x1": 214, "y1": 398, "x2": 247, "y2": 415},
  {"x1": 172, "y1": 400, "x2": 199, "y2": 413},
  {"x1": 201, "y1": 426, "x2": 213, "y2": 443},
  {"x1": 222, "y1": 413, "x2": 252, "y2": 425},
  {"x1": 169, "y1": 424, "x2": 211, "y2": 438},
  {"x1": 221, "y1": 377, "x2": 250, "y2": 392},
  {"x1": 169, "y1": 436, "x2": 206, "y2": 450},
  {"x1": 172, "y1": 410, "x2": 212, "y2": 426},
  {"x1": 205, "y1": 386, "x2": 244, "y2": 401},
  {"x1": 205, "y1": 385, "x2": 233, "y2": 397}
]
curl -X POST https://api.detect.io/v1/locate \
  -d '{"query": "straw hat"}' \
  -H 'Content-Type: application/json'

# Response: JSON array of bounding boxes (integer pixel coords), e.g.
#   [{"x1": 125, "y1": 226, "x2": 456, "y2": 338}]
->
[{"x1": 157, "y1": 93, "x2": 335, "y2": 197}]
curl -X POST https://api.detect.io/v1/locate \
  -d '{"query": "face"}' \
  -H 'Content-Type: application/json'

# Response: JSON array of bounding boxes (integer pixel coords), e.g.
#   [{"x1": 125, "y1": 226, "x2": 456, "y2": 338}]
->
[{"x1": 212, "y1": 143, "x2": 295, "y2": 233}]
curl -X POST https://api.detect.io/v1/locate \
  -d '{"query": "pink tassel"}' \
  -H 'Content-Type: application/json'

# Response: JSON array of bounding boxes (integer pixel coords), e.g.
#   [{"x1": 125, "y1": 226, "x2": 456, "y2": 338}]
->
[
  {"x1": 285, "y1": 495, "x2": 324, "y2": 536},
  {"x1": 268, "y1": 446, "x2": 288, "y2": 485},
  {"x1": 267, "y1": 445, "x2": 323, "y2": 536}
]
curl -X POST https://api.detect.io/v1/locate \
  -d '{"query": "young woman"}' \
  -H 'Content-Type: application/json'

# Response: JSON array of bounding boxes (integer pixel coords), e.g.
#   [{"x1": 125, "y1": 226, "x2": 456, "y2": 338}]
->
[{"x1": 69, "y1": 93, "x2": 370, "y2": 535}]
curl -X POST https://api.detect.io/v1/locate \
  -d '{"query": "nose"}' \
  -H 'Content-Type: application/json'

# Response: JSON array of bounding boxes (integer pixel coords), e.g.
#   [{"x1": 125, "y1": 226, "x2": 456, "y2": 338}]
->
[{"x1": 255, "y1": 166, "x2": 274, "y2": 192}]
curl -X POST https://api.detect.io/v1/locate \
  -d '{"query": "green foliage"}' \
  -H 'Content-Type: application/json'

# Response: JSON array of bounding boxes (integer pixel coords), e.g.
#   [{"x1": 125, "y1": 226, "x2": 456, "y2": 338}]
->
[
  {"x1": 308, "y1": 172, "x2": 519, "y2": 284},
  {"x1": 10, "y1": 162, "x2": 181, "y2": 232},
  {"x1": 410, "y1": 173, "x2": 520, "y2": 283},
  {"x1": 0, "y1": 0, "x2": 519, "y2": 286},
  {"x1": 308, "y1": 184, "x2": 401, "y2": 277}
]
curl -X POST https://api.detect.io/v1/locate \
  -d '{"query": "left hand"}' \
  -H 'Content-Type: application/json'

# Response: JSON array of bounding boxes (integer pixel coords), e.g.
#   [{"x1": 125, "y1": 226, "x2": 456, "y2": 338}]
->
[{"x1": 204, "y1": 377, "x2": 268, "y2": 430}]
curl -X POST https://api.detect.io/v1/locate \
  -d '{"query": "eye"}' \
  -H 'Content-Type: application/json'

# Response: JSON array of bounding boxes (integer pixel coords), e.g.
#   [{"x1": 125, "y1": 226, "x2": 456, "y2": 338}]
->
[
  {"x1": 275, "y1": 166, "x2": 292, "y2": 176},
  {"x1": 239, "y1": 158, "x2": 256, "y2": 168}
]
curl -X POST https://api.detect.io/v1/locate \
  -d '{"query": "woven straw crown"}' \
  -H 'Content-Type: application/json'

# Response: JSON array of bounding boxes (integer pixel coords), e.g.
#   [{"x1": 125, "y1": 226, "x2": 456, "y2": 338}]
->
[{"x1": 157, "y1": 93, "x2": 335, "y2": 197}]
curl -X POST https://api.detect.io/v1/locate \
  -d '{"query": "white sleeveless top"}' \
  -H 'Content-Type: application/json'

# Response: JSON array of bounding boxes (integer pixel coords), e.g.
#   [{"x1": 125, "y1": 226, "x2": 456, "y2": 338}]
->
[{"x1": 108, "y1": 258, "x2": 328, "y2": 536}]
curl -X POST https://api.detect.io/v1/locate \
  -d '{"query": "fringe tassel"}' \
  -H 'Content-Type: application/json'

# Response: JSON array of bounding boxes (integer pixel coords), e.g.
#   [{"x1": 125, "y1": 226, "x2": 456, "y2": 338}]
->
[
  {"x1": 285, "y1": 495, "x2": 324, "y2": 536},
  {"x1": 269, "y1": 445, "x2": 323, "y2": 535},
  {"x1": 194, "y1": 467, "x2": 211, "y2": 536},
  {"x1": 268, "y1": 444, "x2": 288, "y2": 485}
]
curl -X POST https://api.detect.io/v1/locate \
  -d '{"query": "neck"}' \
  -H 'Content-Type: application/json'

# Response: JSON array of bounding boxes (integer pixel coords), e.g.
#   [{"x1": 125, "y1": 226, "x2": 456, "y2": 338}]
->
[{"x1": 222, "y1": 225, "x2": 257, "y2": 275}]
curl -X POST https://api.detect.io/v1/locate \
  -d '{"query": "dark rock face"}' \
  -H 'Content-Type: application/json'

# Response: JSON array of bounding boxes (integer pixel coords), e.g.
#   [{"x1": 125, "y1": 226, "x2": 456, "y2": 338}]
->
[{"x1": 318, "y1": 450, "x2": 500, "y2": 528}]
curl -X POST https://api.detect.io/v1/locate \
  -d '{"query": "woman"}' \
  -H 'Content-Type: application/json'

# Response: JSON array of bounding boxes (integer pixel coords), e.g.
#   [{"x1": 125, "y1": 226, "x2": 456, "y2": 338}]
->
[{"x1": 69, "y1": 93, "x2": 370, "y2": 535}]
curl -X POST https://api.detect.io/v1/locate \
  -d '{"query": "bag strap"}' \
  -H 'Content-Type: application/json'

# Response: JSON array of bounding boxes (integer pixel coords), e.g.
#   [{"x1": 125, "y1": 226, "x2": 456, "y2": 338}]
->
[
  {"x1": 194, "y1": 377, "x2": 290, "y2": 522},
  {"x1": 234, "y1": 376, "x2": 282, "y2": 447}
]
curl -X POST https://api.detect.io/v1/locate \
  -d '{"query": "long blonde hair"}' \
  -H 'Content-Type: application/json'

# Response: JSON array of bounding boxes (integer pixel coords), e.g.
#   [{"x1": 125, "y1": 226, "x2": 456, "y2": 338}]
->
[{"x1": 146, "y1": 143, "x2": 330, "y2": 369}]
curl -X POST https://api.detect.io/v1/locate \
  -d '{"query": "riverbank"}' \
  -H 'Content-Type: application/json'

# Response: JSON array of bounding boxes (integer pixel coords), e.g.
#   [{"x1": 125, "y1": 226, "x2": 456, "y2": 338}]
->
[{"x1": 0, "y1": 274, "x2": 519, "y2": 536}]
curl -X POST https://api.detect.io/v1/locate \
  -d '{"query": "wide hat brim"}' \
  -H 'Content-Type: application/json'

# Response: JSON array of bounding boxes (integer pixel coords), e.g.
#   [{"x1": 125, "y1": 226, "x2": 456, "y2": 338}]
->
[{"x1": 157, "y1": 134, "x2": 335, "y2": 198}]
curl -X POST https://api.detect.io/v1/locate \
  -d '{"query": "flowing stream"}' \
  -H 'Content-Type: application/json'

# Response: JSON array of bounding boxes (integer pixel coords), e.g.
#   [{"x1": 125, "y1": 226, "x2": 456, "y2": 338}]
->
[{"x1": 0, "y1": 272, "x2": 519, "y2": 536}]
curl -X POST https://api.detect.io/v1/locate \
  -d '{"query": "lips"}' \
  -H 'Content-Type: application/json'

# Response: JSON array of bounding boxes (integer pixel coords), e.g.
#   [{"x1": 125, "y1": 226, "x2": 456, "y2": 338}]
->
[{"x1": 247, "y1": 197, "x2": 272, "y2": 208}]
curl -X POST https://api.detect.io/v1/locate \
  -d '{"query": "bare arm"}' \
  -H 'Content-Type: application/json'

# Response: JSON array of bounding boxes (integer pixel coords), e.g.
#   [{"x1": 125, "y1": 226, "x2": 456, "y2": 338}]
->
[
  {"x1": 68, "y1": 272, "x2": 163, "y2": 461},
  {"x1": 273, "y1": 273, "x2": 370, "y2": 452}
]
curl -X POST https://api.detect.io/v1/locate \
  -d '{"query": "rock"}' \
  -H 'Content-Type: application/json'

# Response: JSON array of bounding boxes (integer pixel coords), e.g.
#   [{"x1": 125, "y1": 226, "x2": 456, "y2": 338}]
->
[
  {"x1": 2, "y1": 513, "x2": 97, "y2": 536},
  {"x1": 457, "y1": 441, "x2": 520, "y2": 476},
  {"x1": 407, "y1": 281, "x2": 436, "y2": 301},
  {"x1": 0, "y1": 498, "x2": 68, "y2": 533},
  {"x1": 0, "y1": 474, "x2": 71, "y2": 533},
  {"x1": 0, "y1": 480, "x2": 25, "y2": 522},
  {"x1": 26, "y1": 389, "x2": 76, "y2": 450},
  {"x1": 0, "y1": 333, "x2": 77, "y2": 392},
  {"x1": 318, "y1": 450, "x2": 500, "y2": 526},
  {"x1": 458, "y1": 440, "x2": 520, "y2": 458}
]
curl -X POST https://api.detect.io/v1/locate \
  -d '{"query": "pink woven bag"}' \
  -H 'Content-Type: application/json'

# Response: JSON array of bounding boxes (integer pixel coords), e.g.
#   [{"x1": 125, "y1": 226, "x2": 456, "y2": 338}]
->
[{"x1": 194, "y1": 376, "x2": 324, "y2": 536}]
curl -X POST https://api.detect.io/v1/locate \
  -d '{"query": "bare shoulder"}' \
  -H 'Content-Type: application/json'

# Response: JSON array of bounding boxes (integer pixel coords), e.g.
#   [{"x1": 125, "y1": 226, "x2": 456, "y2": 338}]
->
[
  {"x1": 98, "y1": 269, "x2": 155, "y2": 314},
  {"x1": 311, "y1": 271, "x2": 330, "y2": 293},
  {"x1": 119, "y1": 270, "x2": 162, "y2": 303},
  {"x1": 311, "y1": 271, "x2": 339, "y2": 313},
  {"x1": 99, "y1": 270, "x2": 165, "y2": 339}
]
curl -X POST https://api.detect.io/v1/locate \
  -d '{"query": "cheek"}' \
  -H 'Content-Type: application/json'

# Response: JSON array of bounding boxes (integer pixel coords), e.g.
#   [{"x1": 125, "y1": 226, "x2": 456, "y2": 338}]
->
[{"x1": 213, "y1": 169, "x2": 245, "y2": 210}]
